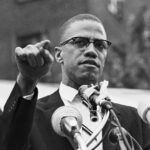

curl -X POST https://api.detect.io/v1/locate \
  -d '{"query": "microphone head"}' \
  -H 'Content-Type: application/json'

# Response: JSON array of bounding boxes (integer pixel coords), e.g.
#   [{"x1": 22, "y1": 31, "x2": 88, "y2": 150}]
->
[
  {"x1": 109, "y1": 127, "x2": 119, "y2": 144},
  {"x1": 109, "y1": 127, "x2": 128, "y2": 144},
  {"x1": 137, "y1": 100, "x2": 150, "y2": 124},
  {"x1": 79, "y1": 85, "x2": 97, "y2": 100},
  {"x1": 78, "y1": 85, "x2": 89, "y2": 99},
  {"x1": 51, "y1": 106, "x2": 82, "y2": 137}
]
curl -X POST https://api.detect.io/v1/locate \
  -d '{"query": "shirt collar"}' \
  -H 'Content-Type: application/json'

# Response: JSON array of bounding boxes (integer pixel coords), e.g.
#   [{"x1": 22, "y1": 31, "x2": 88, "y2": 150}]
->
[{"x1": 59, "y1": 82, "x2": 78, "y2": 103}]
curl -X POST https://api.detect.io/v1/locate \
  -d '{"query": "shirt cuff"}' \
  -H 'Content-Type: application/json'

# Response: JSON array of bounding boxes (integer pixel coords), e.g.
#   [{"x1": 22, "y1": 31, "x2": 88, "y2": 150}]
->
[{"x1": 23, "y1": 92, "x2": 35, "y2": 100}]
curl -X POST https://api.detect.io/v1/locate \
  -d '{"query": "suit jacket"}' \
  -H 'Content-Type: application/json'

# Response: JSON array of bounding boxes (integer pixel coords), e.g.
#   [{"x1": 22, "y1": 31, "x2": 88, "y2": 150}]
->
[{"x1": 1, "y1": 83, "x2": 150, "y2": 150}]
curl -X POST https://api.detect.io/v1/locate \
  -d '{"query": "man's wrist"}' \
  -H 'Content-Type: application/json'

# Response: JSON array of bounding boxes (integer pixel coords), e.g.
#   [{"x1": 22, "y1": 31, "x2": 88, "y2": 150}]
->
[{"x1": 17, "y1": 73, "x2": 38, "y2": 96}]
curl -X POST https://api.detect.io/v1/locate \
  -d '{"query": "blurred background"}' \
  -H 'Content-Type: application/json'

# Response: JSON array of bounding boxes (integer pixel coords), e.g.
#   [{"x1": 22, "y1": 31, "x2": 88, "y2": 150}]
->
[{"x1": 0, "y1": 0, "x2": 150, "y2": 109}]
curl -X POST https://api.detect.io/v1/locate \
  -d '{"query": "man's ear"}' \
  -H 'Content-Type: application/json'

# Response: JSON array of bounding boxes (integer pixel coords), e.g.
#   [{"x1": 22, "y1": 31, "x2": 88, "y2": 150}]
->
[{"x1": 55, "y1": 47, "x2": 64, "y2": 64}]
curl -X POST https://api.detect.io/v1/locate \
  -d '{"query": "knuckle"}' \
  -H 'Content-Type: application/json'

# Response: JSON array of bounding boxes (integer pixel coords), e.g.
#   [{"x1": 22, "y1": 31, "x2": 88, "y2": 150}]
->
[
  {"x1": 15, "y1": 47, "x2": 21, "y2": 52},
  {"x1": 26, "y1": 44, "x2": 34, "y2": 49},
  {"x1": 25, "y1": 45, "x2": 40, "y2": 54}
]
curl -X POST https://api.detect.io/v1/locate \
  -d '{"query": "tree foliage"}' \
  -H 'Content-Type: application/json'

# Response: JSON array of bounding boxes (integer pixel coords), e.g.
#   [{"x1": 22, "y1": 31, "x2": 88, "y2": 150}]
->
[{"x1": 105, "y1": 5, "x2": 150, "y2": 89}]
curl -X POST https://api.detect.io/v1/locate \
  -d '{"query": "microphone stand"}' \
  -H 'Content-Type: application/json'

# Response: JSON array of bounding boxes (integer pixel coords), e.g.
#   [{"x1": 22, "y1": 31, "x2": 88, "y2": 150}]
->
[
  {"x1": 110, "y1": 110, "x2": 132, "y2": 150},
  {"x1": 73, "y1": 131, "x2": 89, "y2": 150},
  {"x1": 101, "y1": 100, "x2": 132, "y2": 150}
]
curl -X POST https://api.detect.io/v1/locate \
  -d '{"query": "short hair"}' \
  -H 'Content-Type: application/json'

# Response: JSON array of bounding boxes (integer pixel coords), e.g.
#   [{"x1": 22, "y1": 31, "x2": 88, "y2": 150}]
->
[{"x1": 59, "y1": 13, "x2": 104, "y2": 43}]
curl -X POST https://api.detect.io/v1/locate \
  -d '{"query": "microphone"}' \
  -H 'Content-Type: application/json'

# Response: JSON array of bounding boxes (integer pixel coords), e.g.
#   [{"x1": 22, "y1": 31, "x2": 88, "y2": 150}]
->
[
  {"x1": 79, "y1": 81, "x2": 112, "y2": 110},
  {"x1": 109, "y1": 127, "x2": 143, "y2": 150},
  {"x1": 137, "y1": 100, "x2": 150, "y2": 124},
  {"x1": 109, "y1": 127, "x2": 128, "y2": 150},
  {"x1": 51, "y1": 106, "x2": 88, "y2": 150}
]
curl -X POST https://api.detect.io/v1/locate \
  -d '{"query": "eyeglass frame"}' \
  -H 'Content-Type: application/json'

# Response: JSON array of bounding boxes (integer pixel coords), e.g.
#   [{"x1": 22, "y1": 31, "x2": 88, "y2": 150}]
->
[{"x1": 59, "y1": 36, "x2": 112, "y2": 50}]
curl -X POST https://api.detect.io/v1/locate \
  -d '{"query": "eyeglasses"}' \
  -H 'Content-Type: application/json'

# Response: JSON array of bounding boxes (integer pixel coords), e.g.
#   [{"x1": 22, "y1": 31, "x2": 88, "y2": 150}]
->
[{"x1": 59, "y1": 37, "x2": 111, "y2": 50}]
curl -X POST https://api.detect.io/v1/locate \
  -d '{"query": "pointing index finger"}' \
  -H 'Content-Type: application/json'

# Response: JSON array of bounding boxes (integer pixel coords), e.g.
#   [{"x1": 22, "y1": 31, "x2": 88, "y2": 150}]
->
[{"x1": 35, "y1": 40, "x2": 52, "y2": 52}]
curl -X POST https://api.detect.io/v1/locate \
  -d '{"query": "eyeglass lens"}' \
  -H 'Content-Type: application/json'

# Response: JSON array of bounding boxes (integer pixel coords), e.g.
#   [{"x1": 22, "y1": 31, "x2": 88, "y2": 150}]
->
[{"x1": 71, "y1": 37, "x2": 110, "y2": 50}]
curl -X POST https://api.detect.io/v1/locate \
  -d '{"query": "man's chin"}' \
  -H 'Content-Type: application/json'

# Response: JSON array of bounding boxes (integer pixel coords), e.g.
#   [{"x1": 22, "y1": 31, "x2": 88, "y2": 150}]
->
[{"x1": 78, "y1": 74, "x2": 99, "y2": 85}]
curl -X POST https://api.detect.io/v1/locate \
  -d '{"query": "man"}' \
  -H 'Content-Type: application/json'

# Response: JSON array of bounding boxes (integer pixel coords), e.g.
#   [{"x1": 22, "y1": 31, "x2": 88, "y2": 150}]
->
[{"x1": 1, "y1": 14, "x2": 150, "y2": 150}]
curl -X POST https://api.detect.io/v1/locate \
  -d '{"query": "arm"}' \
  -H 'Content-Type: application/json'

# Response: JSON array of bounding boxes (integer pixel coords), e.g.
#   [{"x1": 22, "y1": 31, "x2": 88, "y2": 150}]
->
[
  {"x1": 141, "y1": 120, "x2": 150, "y2": 150},
  {"x1": 1, "y1": 40, "x2": 54, "y2": 150},
  {"x1": 2, "y1": 86, "x2": 38, "y2": 150}
]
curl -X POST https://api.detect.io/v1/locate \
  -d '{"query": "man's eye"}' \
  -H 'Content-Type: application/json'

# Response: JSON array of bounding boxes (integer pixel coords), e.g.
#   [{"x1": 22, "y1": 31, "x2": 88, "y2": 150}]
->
[
  {"x1": 95, "y1": 41, "x2": 106, "y2": 50},
  {"x1": 95, "y1": 43, "x2": 104, "y2": 49},
  {"x1": 74, "y1": 38, "x2": 88, "y2": 47}
]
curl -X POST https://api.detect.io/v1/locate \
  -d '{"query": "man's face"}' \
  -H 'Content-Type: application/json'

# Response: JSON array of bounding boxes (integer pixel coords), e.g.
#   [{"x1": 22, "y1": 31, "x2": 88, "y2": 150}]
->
[{"x1": 59, "y1": 20, "x2": 109, "y2": 88}]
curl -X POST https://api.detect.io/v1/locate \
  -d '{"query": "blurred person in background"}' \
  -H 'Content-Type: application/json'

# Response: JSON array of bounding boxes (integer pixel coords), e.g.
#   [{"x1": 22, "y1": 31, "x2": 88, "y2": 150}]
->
[{"x1": 1, "y1": 13, "x2": 150, "y2": 150}]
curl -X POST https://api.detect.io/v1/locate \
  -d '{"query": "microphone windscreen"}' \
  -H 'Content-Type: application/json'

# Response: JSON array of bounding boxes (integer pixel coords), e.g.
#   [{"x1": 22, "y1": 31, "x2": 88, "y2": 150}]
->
[
  {"x1": 78, "y1": 85, "x2": 89, "y2": 98},
  {"x1": 137, "y1": 100, "x2": 150, "y2": 123},
  {"x1": 51, "y1": 106, "x2": 82, "y2": 136},
  {"x1": 79, "y1": 85, "x2": 96, "y2": 100}
]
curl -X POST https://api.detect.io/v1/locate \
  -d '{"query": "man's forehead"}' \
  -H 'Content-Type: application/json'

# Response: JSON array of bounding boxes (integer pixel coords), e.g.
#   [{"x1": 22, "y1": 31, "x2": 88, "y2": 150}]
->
[{"x1": 61, "y1": 20, "x2": 107, "y2": 41}]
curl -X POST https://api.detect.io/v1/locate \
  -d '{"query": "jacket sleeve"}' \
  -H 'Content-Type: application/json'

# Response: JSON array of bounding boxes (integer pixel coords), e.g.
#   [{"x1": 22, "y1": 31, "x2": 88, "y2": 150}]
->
[
  {"x1": 141, "y1": 120, "x2": 150, "y2": 150},
  {"x1": 0, "y1": 82, "x2": 38, "y2": 150}
]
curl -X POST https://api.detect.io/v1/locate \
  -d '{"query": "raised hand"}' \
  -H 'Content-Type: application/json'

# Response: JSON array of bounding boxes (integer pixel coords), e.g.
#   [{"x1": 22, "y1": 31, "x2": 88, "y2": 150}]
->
[{"x1": 15, "y1": 40, "x2": 54, "y2": 95}]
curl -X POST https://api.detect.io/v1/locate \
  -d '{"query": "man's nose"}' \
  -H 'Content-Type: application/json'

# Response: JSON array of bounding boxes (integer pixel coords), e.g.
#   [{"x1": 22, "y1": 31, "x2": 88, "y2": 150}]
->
[{"x1": 84, "y1": 43, "x2": 98, "y2": 58}]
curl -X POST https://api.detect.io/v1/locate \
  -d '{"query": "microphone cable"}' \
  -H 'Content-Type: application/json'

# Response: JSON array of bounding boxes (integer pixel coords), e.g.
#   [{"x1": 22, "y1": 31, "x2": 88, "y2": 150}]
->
[
  {"x1": 91, "y1": 117, "x2": 112, "y2": 150},
  {"x1": 124, "y1": 128, "x2": 143, "y2": 150},
  {"x1": 86, "y1": 110, "x2": 110, "y2": 147},
  {"x1": 99, "y1": 97, "x2": 132, "y2": 150},
  {"x1": 82, "y1": 119, "x2": 112, "y2": 150},
  {"x1": 109, "y1": 109, "x2": 132, "y2": 150}
]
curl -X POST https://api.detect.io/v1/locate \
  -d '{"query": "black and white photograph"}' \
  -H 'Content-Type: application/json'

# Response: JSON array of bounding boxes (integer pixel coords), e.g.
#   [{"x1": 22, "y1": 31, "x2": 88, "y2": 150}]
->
[{"x1": 0, "y1": 0, "x2": 150, "y2": 150}]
